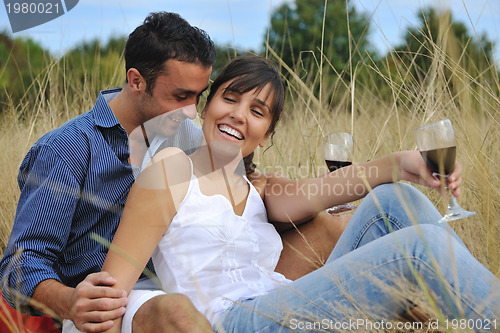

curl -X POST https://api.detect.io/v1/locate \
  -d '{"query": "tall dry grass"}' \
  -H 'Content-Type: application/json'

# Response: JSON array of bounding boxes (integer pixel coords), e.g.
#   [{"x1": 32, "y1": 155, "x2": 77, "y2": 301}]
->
[
  {"x1": 253, "y1": 53, "x2": 500, "y2": 276},
  {"x1": 0, "y1": 52, "x2": 125, "y2": 255},
  {"x1": 0, "y1": 10, "x2": 499, "y2": 333},
  {"x1": 254, "y1": 23, "x2": 500, "y2": 280}
]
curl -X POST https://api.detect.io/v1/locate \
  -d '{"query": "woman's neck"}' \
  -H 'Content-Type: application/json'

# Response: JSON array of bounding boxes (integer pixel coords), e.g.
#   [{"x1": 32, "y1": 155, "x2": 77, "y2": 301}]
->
[
  {"x1": 190, "y1": 143, "x2": 250, "y2": 215},
  {"x1": 190, "y1": 142, "x2": 245, "y2": 177}
]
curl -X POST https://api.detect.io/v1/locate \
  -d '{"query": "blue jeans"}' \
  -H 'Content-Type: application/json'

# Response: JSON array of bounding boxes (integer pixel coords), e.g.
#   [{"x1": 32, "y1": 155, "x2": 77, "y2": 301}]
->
[{"x1": 217, "y1": 183, "x2": 500, "y2": 332}]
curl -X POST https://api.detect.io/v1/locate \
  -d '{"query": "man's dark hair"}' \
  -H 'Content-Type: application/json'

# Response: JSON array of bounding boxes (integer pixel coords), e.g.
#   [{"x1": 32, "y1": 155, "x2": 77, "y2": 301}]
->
[{"x1": 125, "y1": 12, "x2": 216, "y2": 94}]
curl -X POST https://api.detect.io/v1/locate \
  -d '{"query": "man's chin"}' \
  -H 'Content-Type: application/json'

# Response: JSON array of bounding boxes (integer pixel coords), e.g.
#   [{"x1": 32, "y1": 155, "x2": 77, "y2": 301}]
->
[{"x1": 159, "y1": 126, "x2": 181, "y2": 138}]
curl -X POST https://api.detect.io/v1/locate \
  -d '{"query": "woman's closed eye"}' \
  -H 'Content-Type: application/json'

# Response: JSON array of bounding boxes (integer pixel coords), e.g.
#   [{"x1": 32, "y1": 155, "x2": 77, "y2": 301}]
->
[
  {"x1": 223, "y1": 96, "x2": 237, "y2": 103},
  {"x1": 251, "y1": 108, "x2": 264, "y2": 117}
]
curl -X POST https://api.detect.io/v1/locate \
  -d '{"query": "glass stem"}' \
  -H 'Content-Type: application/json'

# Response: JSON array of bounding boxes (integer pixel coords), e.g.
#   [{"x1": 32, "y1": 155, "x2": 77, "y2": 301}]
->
[
  {"x1": 447, "y1": 189, "x2": 460, "y2": 209},
  {"x1": 434, "y1": 172, "x2": 453, "y2": 210}
]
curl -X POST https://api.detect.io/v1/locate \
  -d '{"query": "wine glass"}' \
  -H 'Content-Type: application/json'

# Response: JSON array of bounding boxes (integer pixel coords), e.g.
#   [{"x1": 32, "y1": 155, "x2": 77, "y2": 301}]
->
[
  {"x1": 414, "y1": 119, "x2": 475, "y2": 223},
  {"x1": 323, "y1": 132, "x2": 357, "y2": 214}
]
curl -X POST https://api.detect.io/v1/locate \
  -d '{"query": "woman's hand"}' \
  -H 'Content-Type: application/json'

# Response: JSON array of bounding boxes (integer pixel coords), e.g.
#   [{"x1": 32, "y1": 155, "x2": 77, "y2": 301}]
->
[{"x1": 396, "y1": 151, "x2": 462, "y2": 197}]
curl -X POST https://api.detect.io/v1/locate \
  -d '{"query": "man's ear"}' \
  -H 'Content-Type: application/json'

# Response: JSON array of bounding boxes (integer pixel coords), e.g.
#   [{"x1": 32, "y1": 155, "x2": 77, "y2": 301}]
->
[{"x1": 126, "y1": 68, "x2": 145, "y2": 93}]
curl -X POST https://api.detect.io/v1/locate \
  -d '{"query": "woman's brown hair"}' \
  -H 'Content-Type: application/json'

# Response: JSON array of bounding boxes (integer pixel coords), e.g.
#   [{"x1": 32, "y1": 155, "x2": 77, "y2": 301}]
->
[{"x1": 205, "y1": 56, "x2": 285, "y2": 175}]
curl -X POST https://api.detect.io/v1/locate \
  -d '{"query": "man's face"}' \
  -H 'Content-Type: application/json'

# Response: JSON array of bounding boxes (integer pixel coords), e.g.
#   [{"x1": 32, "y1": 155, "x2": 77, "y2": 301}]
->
[{"x1": 139, "y1": 59, "x2": 212, "y2": 137}]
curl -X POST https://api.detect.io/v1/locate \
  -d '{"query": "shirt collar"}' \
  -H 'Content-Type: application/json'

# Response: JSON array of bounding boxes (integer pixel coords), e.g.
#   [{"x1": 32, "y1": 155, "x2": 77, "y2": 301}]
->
[{"x1": 92, "y1": 88, "x2": 123, "y2": 129}]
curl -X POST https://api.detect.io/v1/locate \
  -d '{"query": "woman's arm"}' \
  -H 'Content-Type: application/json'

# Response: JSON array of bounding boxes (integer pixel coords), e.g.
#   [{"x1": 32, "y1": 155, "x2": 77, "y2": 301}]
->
[
  {"x1": 261, "y1": 151, "x2": 462, "y2": 223},
  {"x1": 101, "y1": 148, "x2": 191, "y2": 332}
]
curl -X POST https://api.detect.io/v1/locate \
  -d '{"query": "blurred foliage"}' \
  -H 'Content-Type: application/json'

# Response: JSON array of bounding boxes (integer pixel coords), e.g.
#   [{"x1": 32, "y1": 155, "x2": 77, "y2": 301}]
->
[
  {"x1": 395, "y1": 7, "x2": 495, "y2": 82},
  {"x1": 357, "y1": 7, "x2": 499, "y2": 113},
  {"x1": 0, "y1": 32, "x2": 127, "y2": 116},
  {"x1": 0, "y1": 30, "x2": 49, "y2": 113},
  {"x1": 265, "y1": 0, "x2": 373, "y2": 108},
  {"x1": 266, "y1": 0, "x2": 372, "y2": 72},
  {"x1": 61, "y1": 36, "x2": 127, "y2": 96},
  {"x1": 1, "y1": 5, "x2": 498, "y2": 118},
  {"x1": 212, "y1": 44, "x2": 248, "y2": 78}
]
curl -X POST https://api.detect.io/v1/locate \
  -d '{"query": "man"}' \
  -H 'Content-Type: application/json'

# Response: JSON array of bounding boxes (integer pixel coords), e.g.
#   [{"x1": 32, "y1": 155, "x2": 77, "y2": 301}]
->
[
  {"x1": 0, "y1": 12, "x2": 215, "y2": 333},
  {"x1": 0, "y1": 11, "x2": 348, "y2": 333}
]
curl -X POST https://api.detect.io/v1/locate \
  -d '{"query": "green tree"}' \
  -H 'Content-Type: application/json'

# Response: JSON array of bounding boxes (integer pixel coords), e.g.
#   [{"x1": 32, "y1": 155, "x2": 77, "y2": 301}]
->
[
  {"x1": 0, "y1": 31, "x2": 50, "y2": 112},
  {"x1": 266, "y1": 0, "x2": 371, "y2": 72},
  {"x1": 62, "y1": 36, "x2": 127, "y2": 91},
  {"x1": 394, "y1": 7, "x2": 496, "y2": 84},
  {"x1": 371, "y1": 7, "x2": 499, "y2": 112}
]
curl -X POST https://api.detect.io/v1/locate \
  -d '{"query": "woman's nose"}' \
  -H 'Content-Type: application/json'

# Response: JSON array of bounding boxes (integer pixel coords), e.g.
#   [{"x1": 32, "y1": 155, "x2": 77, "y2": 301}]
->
[{"x1": 230, "y1": 105, "x2": 246, "y2": 122}]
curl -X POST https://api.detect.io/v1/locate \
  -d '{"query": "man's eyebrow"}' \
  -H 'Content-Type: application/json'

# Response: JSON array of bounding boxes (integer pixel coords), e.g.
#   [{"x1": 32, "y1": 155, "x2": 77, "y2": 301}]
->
[
  {"x1": 172, "y1": 88, "x2": 196, "y2": 95},
  {"x1": 173, "y1": 85, "x2": 209, "y2": 95}
]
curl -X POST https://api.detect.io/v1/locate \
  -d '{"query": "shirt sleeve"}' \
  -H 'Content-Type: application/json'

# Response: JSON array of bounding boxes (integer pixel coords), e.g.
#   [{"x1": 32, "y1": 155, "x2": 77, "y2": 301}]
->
[{"x1": 0, "y1": 144, "x2": 81, "y2": 314}]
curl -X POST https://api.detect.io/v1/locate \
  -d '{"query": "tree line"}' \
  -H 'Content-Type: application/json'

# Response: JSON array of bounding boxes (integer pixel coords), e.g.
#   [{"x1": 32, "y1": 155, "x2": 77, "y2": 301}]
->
[{"x1": 1, "y1": 0, "x2": 497, "y2": 115}]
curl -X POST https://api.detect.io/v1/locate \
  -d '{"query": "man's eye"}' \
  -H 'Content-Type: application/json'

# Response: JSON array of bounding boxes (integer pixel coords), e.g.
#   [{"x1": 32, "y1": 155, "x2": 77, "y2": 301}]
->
[{"x1": 175, "y1": 95, "x2": 187, "y2": 101}]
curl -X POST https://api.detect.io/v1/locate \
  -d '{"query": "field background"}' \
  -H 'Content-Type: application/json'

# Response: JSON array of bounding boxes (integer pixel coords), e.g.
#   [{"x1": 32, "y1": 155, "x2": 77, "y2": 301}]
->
[
  {"x1": 3, "y1": 53, "x2": 496, "y2": 269},
  {"x1": 0, "y1": 3, "x2": 499, "y2": 331},
  {"x1": 2, "y1": 49, "x2": 498, "y2": 271}
]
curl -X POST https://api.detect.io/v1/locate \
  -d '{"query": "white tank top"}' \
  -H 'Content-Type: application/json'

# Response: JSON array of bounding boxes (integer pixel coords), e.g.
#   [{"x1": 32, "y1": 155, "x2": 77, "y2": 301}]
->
[{"x1": 152, "y1": 160, "x2": 291, "y2": 324}]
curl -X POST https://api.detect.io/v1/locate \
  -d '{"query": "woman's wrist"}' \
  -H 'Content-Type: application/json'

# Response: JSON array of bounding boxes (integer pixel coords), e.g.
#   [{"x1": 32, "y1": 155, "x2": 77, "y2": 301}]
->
[{"x1": 391, "y1": 151, "x2": 403, "y2": 181}]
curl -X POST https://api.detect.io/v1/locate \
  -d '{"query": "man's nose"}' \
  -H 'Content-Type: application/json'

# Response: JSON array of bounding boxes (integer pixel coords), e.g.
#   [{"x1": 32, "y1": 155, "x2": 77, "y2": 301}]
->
[{"x1": 181, "y1": 104, "x2": 197, "y2": 120}]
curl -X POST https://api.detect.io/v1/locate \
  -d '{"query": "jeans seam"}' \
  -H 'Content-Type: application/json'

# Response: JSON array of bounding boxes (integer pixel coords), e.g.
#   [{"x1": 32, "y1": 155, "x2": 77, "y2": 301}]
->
[
  {"x1": 273, "y1": 256, "x2": 419, "y2": 327},
  {"x1": 351, "y1": 213, "x2": 406, "y2": 252},
  {"x1": 410, "y1": 256, "x2": 489, "y2": 320},
  {"x1": 222, "y1": 256, "x2": 487, "y2": 332}
]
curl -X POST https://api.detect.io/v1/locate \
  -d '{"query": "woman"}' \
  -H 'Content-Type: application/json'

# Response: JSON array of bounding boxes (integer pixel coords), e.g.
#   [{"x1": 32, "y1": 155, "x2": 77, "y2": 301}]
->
[{"x1": 103, "y1": 56, "x2": 499, "y2": 332}]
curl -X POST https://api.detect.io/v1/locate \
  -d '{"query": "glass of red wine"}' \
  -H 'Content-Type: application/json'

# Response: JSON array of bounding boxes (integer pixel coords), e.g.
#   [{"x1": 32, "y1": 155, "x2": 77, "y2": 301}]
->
[
  {"x1": 324, "y1": 132, "x2": 357, "y2": 214},
  {"x1": 415, "y1": 119, "x2": 475, "y2": 223}
]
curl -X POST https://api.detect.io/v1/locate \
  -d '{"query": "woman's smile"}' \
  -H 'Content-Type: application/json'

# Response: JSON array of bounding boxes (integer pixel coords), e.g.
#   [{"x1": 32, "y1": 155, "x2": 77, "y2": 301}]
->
[
  {"x1": 202, "y1": 81, "x2": 273, "y2": 158},
  {"x1": 217, "y1": 124, "x2": 244, "y2": 141}
]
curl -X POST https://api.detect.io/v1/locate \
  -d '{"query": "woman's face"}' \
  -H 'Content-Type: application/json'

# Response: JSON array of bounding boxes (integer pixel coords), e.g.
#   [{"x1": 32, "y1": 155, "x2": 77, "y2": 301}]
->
[{"x1": 201, "y1": 80, "x2": 274, "y2": 158}]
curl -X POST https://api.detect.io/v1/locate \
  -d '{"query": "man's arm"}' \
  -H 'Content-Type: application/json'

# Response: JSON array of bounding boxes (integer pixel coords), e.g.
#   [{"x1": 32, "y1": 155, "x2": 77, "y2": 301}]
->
[
  {"x1": 32, "y1": 276, "x2": 127, "y2": 333},
  {"x1": 0, "y1": 145, "x2": 128, "y2": 332},
  {"x1": 0, "y1": 146, "x2": 77, "y2": 311},
  {"x1": 275, "y1": 211, "x2": 350, "y2": 280}
]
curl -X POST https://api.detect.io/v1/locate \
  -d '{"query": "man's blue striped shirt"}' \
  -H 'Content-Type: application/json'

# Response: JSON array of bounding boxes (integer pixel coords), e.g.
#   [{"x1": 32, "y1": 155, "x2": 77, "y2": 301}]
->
[{"x1": 1, "y1": 89, "x2": 143, "y2": 312}]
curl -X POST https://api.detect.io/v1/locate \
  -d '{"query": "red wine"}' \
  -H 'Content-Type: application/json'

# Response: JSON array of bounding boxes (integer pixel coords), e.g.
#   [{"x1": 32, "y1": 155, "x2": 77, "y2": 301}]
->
[
  {"x1": 326, "y1": 160, "x2": 352, "y2": 172},
  {"x1": 420, "y1": 146, "x2": 456, "y2": 175}
]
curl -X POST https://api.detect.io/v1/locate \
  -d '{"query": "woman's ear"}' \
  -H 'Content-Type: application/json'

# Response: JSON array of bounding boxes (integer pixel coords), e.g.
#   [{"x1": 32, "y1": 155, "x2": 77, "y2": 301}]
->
[
  {"x1": 201, "y1": 107, "x2": 207, "y2": 119},
  {"x1": 258, "y1": 132, "x2": 271, "y2": 147},
  {"x1": 126, "y1": 68, "x2": 145, "y2": 93}
]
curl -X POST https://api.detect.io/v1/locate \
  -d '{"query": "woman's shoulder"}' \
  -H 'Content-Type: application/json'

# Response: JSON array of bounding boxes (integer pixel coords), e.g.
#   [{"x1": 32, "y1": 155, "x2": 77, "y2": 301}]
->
[
  {"x1": 151, "y1": 146, "x2": 189, "y2": 162},
  {"x1": 248, "y1": 171, "x2": 288, "y2": 198},
  {"x1": 136, "y1": 147, "x2": 192, "y2": 190}
]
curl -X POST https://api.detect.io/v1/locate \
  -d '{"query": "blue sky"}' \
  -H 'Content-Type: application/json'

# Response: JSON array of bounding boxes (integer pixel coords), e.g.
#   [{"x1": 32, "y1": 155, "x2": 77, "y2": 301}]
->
[{"x1": 1, "y1": 0, "x2": 499, "y2": 61}]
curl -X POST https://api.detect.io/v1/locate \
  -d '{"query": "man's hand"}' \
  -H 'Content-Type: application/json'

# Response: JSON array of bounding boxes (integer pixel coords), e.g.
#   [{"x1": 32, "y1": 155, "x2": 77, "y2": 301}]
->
[
  {"x1": 33, "y1": 273, "x2": 127, "y2": 333},
  {"x1": 69, "y1": 272, "x2": 128, "y2": 332},
  {"x1": 133, "y1": 294, "x2": 213, "y2": 333}
]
